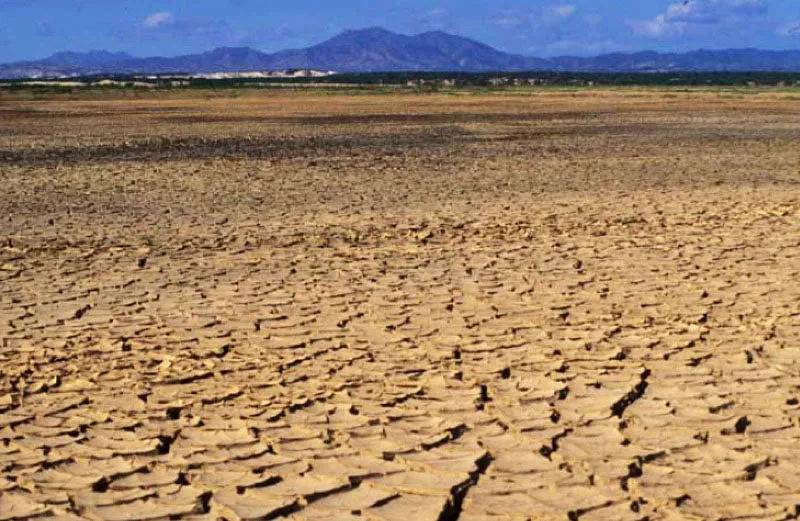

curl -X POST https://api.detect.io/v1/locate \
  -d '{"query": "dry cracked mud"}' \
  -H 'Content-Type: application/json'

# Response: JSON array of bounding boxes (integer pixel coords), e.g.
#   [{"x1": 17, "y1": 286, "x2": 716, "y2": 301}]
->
[{"x1": 1, "y1": 89, "x2": 799, "y2": 521}]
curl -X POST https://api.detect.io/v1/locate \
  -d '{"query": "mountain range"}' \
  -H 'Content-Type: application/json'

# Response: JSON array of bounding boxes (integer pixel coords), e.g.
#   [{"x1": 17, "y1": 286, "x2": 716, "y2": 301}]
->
[{"x1": 2, "y1": 27, "x2": 800, "y2": 78}]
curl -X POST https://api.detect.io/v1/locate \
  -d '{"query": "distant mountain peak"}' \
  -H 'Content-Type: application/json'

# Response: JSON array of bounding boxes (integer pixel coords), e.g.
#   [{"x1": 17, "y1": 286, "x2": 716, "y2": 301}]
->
[
  {"x1": 48, "y1": 50, "x2": 134, "y2": 59},
  {"x1": 416, "y1": 30, "x2": 450, "y2": 37},
  {"x1": 345, "y1": 26, "x2": 397, "y2": 35},
  {"x1": 2, "y1": 27, "x2": 800, "y2": 78},
  {"x1": 208, "y1": 46, "x2": 260, "y2": 53},
  {"x1": 43, "y1": 50, "x2": 135, "y2": 67},
  {"x1": 321, "y1": 27, "x2": 407, "y2": 45}
]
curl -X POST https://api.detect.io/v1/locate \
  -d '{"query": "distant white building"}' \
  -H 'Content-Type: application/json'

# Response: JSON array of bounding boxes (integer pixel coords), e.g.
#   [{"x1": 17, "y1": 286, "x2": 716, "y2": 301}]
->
[{"x1": 188, "y1": 69, "x2": 335, "y2": 80}]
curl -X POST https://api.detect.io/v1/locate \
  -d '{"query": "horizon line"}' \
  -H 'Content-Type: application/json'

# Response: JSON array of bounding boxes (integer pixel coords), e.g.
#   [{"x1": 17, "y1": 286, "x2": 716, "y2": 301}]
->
[{"x1": 4, "y1": 26, "x2": 800, "y2": 65}]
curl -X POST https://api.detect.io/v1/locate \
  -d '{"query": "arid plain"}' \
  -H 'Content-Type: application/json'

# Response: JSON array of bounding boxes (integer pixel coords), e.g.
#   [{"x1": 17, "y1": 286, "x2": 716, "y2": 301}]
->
[{"x1": 1, "y1": 89, "x2": 799, "y2": 521}]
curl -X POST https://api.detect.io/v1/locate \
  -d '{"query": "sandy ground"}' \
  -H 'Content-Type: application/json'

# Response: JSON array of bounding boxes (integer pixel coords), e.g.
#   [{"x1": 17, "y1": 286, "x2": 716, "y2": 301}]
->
[{"x1": 1, "y1": 89, "x2": 800, "y2": 521}]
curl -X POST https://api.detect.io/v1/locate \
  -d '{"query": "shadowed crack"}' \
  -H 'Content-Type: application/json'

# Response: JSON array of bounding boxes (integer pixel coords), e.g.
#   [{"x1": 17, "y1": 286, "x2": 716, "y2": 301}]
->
[
  {"x1": 567, "y1": 500, "x2": 617, "y2": 521},
  {"x1": 620, "y1": 460, "x2": 644, "y2": 492},
  {"x1": 722, "y1": 416, "x2": 751, "y2": 436},
  {"x1": 611, "y1": 368, "x2": 651, "y2": 418},
  {"x1": 743, "y1": 458, "x2": 774, "y2": 481},
  {"x1": 540, "y1": 428, "x2": 573, "y2": 461},
  {"x1": 438, "y1": 452, "x2": 493, "y2": 521}
]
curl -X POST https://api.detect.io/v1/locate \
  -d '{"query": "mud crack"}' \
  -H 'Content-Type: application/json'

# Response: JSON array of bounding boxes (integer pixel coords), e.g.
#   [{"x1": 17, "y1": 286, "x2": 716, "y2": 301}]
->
[
  {"x1": 611, "y1": 368, "x2": 651, "y2": 418},
  {"x1": 438, "y1": 451, "x2": 493, "y2": 521}
]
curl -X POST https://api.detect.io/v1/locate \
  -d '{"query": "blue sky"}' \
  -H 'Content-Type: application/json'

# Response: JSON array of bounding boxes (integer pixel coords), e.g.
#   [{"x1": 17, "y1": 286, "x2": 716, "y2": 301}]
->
[{"x1": 1, "y1": 0, "x2": 799, "y2": 62}]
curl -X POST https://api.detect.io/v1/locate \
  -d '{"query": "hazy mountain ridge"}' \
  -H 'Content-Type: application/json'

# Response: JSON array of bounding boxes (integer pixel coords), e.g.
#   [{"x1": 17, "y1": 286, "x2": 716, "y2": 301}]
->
[{"x1": 2, "y1": 27, "x2": 800, "y2": 78}]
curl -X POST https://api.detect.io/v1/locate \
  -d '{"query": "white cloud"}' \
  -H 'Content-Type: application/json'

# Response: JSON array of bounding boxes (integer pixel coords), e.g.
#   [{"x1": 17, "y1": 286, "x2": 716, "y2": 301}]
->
[
  {"x1": 548, "y1": 4, "x2": 577, "y2": 18},
  {"x1": 630, "y1": 13, "x2": 681, "y2": 37},
  {"x1": 493, "y1": 4, "x2": 577, "y2": 29},
  {"x1": 143, "y1": 11, "x2": 174, "y2": 28},
  {"x1": 777, "y1": 20, "x2": 800, "y2": 37},
  {"x1": 494, "y1": 12, "x2": 526, "y2": 29},
  {"x1": 418, "y1": 8, "x2": 450, "y2": 30},
  {"x1": 630, "y1": 0, "x2": 766, "y2": 38}
]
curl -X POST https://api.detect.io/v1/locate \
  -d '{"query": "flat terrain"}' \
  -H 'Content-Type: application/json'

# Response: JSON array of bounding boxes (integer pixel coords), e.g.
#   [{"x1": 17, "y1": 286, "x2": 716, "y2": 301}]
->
[{"x1": 1, "y1": 89, "x2": 799, "y2": 521}]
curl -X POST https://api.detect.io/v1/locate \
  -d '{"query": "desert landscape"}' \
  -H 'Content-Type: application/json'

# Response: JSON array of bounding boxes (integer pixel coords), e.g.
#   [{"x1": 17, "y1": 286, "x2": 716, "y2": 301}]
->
[{"x1": 1, "y1": 88, "x2": 799, "y2": 521}]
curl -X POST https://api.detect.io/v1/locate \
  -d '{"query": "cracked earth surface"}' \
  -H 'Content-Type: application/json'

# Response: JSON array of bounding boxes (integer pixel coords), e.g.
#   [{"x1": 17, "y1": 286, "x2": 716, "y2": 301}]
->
[{"x1": 1, "y1": 90, "x2": 800, "y2": 521}]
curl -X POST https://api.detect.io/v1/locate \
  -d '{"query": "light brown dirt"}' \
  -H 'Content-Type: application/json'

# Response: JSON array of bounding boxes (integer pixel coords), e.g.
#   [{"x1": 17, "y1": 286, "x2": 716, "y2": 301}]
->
[{"x1": 1, "y1": 89, "x2": 799, "y2": 521}]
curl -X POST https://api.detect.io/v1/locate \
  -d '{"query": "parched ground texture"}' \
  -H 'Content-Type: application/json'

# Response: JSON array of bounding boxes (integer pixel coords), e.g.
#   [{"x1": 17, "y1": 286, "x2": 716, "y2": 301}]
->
[{"x1": 1, "y1": 89, "x2": 799, "y2": 521}]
